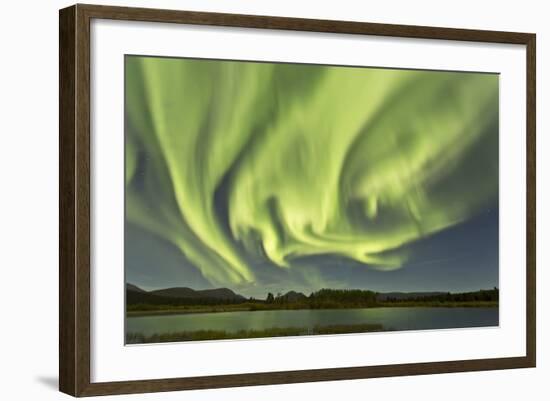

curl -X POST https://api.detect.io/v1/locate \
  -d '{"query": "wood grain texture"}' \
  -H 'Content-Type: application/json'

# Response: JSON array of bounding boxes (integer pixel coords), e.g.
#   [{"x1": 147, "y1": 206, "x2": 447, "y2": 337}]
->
[
  {"x1": 59, "y1": 3, "x2": 537, "y2": 397},
  {"x1": 79, "y1": 3, "x2": 533, "y2": 43},
  {"x1": 59, "y1": 5, "x2": 76, "y2": 396},
  {"x1": 525, "y1": 34, "x2": 536, "y2": 367},
  {"x1": 60, "y1": 4, "x2": 92, "y2": 396},
  {"x1": 76, "y1": 357, "x2": 534, "y2": 396}
]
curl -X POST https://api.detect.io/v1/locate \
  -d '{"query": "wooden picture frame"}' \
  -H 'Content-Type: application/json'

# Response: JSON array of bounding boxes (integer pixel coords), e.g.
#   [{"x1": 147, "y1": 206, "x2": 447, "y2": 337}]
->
[{"x1": 59, "y1": 3, "x2": 536, "y2": 397}]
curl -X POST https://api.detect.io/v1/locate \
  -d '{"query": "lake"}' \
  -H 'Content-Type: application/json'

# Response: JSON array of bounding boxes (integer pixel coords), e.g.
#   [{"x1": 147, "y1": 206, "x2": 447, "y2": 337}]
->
[{"x1": 126, "y1": 307, "x2": 498, "y2": 340}]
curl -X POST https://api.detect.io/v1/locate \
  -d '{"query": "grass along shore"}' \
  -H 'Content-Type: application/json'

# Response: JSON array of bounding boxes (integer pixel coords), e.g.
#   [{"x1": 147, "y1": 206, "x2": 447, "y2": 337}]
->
[
  {"x1": 127, "y1": 300, "x2": 498, "y2": 317},
  {"x1": 126, "y1": 323, "x2": 385, "y2": 343}
]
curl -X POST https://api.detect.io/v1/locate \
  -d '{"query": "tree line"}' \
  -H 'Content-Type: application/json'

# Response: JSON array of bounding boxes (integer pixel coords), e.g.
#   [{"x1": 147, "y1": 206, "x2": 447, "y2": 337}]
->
[
  {"x1": 382, "y1": 288, "x2": 499, "y2": 303},
  {"x1": 127, "y1": 287, "x2": 498, "y2": 309}
]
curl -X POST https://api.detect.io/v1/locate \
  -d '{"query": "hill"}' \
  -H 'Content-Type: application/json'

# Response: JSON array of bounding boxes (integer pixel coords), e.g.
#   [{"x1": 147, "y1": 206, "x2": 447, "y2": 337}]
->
[
  {"x1": 150, "y1": 287, "x2": 245, "y2": 301},
  {"x1": 126, "y1": 283, "x2": 146, "y2": 293},
  {"x1": 283, "y1": 290, "x2": 307, "y2": 303},
  {"x1": 127, "y1": 284, "x2": 247, "y2": 307}
]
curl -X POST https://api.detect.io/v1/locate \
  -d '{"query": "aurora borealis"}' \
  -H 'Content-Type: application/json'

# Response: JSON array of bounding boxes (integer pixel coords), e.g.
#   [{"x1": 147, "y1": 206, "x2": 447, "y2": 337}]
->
[{"x1": 125, "y1": 56, "x2": 499, "y2": 297}]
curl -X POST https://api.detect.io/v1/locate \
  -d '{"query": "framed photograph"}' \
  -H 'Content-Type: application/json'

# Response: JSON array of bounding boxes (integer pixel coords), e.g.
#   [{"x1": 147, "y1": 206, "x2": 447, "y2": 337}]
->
[{"x1": 59, "y1": 4, "x2": 536, "y2": 397}]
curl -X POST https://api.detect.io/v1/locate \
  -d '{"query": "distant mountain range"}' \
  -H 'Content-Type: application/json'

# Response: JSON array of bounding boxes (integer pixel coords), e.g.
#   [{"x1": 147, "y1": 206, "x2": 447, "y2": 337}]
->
[
  {"x1": 150, "y1": 286, "x2": 246, "y2": 301},
  {"x1": 126, "y1": 283, "x2": 248, "y2": 305},
  {"x1": 126, "y1": 283, "x2": 448, "y2": 303}
]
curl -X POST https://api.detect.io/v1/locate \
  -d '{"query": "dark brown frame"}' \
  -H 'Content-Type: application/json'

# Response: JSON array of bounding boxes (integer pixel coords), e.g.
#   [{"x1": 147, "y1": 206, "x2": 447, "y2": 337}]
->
[{"x1": 59, "y1": 3, "x2": 536, "y2": 397}]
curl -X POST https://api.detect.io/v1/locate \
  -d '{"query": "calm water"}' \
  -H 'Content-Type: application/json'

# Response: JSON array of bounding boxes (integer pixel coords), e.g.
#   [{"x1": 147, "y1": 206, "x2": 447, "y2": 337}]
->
[{"x1": 126, "y1": 307, "x2": 498, "y2": 337}]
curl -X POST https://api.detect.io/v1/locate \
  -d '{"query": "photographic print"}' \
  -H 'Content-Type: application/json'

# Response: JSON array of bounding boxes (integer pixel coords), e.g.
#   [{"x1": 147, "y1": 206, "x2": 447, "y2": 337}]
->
[{"x1": 124, "y1": 55, "x2": 499, "y2": 344}]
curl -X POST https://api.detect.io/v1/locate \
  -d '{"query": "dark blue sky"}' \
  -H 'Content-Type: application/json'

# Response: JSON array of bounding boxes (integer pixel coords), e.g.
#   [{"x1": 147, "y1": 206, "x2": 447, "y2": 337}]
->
[{"x1": 315, "y1": 205, "x2": 499, "y2": 294}]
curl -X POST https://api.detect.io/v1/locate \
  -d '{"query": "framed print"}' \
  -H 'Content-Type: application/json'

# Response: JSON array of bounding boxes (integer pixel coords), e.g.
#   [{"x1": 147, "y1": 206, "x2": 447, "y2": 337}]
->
[{"x1": 59, "y1": 4, "x2": 536, "y2": 397}]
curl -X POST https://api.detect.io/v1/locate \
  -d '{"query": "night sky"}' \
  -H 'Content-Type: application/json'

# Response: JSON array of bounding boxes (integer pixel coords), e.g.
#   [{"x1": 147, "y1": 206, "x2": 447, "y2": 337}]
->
[
  {"x1": 124, "y1": 56, "x2": 499, "y2": 299},
  {"x1": 126, "y1": 204, "x2": 498, "y2": 298}
]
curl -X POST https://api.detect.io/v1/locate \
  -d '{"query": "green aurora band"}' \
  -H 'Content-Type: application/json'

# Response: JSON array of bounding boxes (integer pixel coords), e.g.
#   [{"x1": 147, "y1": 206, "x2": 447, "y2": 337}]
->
[{"x1": 125, "y1": 56, "x2": 499, "y2": 289}]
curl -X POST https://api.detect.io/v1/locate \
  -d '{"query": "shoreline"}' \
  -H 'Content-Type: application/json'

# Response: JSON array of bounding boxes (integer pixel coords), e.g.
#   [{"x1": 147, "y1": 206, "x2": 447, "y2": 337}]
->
[
  {"x1": 127, "y1": 302, "x2": 499, "y2": 317},
  {"x1": 126, "y1": 323, "x2": 386, "y2": 343}
]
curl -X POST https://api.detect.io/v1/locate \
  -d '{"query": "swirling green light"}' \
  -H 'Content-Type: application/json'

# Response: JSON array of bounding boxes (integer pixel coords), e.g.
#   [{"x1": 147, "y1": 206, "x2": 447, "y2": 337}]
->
[{"x1": 125, "y1": 56, "x2": 498, "y2": 287}]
